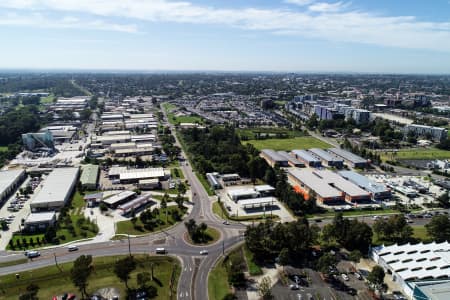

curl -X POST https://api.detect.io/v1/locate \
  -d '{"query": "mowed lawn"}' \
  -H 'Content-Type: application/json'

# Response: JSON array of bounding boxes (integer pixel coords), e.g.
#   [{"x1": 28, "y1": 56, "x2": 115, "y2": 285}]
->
[
  {"x1": 381, "y1": 148, "x2": 450, "y2": 160},
  {"x1": 242, "y1": 136, "x2": 331, "y2": 151},
  {"x1": 0, "y1": 255, "x2": 180, "y2": 300}
]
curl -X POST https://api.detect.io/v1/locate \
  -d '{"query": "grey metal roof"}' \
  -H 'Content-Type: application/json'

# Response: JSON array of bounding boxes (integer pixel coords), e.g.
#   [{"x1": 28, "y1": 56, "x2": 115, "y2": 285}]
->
[
  {"x1": 276, "y1": 151, "x2": 304, "y2": 166},
  {"x1": 288, "y1": 168, "x2": 342, "y2": 199},
  {"x1": 327, "y1": 148, "x2": 367, "y2": 164},
  {"x1": 315, "y1": 170, "x2": 370, "y2": 197},
  {"x1": 338, "y1": 171, "x2": 389, "y2": 194},
  {"x1": 291, "y1": 150, "x2": 321, "y2": 163},
  {"x1": 261, "y1": 149, "x2": 288, "y2": 162},
  {"x1": 308, "y1": 148, "x2": 343, "y2": 163}
]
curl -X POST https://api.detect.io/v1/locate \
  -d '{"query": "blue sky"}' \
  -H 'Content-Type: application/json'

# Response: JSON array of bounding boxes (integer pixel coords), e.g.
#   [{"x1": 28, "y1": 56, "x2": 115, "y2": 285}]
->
[{"x1": 0, "y1": 0, "x2": 449, "y2": 73}]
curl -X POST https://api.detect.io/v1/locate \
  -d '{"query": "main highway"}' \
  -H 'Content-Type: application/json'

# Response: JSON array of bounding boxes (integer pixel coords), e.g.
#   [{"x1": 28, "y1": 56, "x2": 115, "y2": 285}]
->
[{"x1": 0, "y1": 105, "x2": 247, "y2": 300}]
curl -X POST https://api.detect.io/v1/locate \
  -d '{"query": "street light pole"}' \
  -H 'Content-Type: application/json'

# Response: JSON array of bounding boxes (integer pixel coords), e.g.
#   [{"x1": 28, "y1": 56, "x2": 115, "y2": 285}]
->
[{"x1": 127, "y1": 234, "x2": 131, "y2": 256}]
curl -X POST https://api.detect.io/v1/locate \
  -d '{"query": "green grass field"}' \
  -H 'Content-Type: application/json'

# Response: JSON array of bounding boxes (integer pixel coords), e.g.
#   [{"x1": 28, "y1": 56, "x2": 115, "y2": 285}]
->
[
  {"x1": 237, "y1": 127, "x2": 305, "y2": 140},
  {"x1": 0, "y1": 146, "x2": 8, "y2": 152},
  {"x1": 162, "y1": 102, "x2": 177, "y2": 112},
  {"x1": 185, "y1": 227, "x2": 221, "y2": 245},
  {"x1": 170, "y1": 168, "x2": 185, "y2": 179},
  {"x1": 242, "y1": 136, "x2": 331, "y2": 151},
  {"x1": 0, "y1": 255, "x2": 179, "y2": 300},
  {"x1": 380, "y1": 148, "x2": 450, "y2": 160},
  {"x1": 116, "y1": 206, "x2": 185, "y2": 236},
  {"x1": 412, "y1": 225, "x2": 431, "y2": 241},
  {"x1": 208, "y1": 257, "x2": 230, "y2": 300}
]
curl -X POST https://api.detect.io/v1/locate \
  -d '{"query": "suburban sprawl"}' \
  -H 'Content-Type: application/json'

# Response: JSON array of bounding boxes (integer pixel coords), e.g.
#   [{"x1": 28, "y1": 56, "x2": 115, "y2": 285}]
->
[{"x1": 0, "y1": 73, "x2": 450, "y2": 300}]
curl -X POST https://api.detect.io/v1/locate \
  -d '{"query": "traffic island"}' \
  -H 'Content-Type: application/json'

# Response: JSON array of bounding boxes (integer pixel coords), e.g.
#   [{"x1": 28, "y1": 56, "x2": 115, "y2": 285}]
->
[{"x1": 183, "y1": 226, "x2": 221, "y2": 246}]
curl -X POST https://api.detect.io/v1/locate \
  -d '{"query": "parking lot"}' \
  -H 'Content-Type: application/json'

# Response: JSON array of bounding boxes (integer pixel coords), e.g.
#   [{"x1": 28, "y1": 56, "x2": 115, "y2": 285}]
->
[{"x1": 0, "y1": 175, "x2": 44, "y2": 250}]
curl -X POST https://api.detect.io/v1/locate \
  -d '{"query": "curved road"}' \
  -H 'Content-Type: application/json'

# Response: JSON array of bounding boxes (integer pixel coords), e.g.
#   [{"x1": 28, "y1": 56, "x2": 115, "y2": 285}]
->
[{"x1": 0, "y1": 104, "x2": 247, "y2": 300}]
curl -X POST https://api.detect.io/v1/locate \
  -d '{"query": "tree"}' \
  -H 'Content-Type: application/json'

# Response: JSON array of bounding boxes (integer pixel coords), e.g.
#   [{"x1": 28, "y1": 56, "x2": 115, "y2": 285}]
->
[
  {"x1": 137, "y1": 272, "x2": 152, "y2": 289},
  {"x1": 278, "y1": 248, "x2": 290, "y2": 269},
  {"x1": 258, "y1": 276, "x2": 273, "y2": 300},
  {"x1": 19, "y1": 283, "x2": 40, "y2": 300},
  {"x1": 426, "y1": 215, "x2": 450, "y2": 242},
  {"x1": 367, "y1": 266, "x2": 385, "y2": 290},
  {"x1": 177, "y1": 183, "x2": 187, "y2": 195},
  {"x1": 114, "y1": 256, "x2": 136, "y2": 291},
  {"x1": 349, "y1": 250, "x2": 362, "y2": 265},
  {"x1": 317, "y1": 253, "x2": 337, "y2": 275},
  {"x1": 71, "y1": 255, "x2": 93, "y2": 299},
  {"x1": 437, "y1": 192, "x2": 450, "y2": 208}
]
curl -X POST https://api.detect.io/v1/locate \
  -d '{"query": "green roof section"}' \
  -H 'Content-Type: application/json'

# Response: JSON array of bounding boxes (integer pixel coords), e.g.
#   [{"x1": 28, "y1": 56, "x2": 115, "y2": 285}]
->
[{"x1": 80, "y1": 164, "x2": 99, "y2": 187}]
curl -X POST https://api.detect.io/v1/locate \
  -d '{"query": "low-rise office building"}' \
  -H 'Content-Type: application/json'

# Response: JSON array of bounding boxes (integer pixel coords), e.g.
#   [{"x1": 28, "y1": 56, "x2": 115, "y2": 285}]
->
[
  {"x1": 102, "y1": 190, "x2": 136, "y2": 209},
  {"x1": 277, "y1": 151, "x2": 305, "y2": 167},
  {"x1": 24, "y1": 212, "x2": 56, "y2": 232},
  {"x1": 404, "y1": 124, "x2": 448, "y2": 142}
]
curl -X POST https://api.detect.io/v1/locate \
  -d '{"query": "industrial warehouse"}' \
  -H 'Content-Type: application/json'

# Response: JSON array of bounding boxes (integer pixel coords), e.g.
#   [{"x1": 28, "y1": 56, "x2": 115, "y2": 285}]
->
[
  {"x1": 30, "y1": 167, "x2": 79, "y2": 211},
  {"x1": 0, "y1": 169, "x2": 26, "y2": 203},
  {"x1": 108, "y1": 167, "x2": 169, "y2": 184}
]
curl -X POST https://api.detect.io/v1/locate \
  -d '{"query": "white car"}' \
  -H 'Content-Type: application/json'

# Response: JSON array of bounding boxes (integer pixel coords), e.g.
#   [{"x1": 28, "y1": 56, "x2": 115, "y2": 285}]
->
[
  {"x1": 200, "y1": 250, "x2": 208, "y2": 255},
  {"x1": 68, "y1": 245, "x2": 79, "y2": 252},
  {"x1": 341, "y1": 273, "x2": 349, "y2": 281}
]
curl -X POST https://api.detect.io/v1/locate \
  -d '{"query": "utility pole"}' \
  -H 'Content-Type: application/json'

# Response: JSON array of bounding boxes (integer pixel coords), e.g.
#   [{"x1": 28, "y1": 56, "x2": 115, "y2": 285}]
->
[
  {"x1": 127, "y1": 234, "x2": 131, "y2": 256},
  {"x1": 222, "y1": 240, "x2": 225, "y2": 255},
  {"x1": 54, "y1": 253, "x2": 62, "y2": 272}
]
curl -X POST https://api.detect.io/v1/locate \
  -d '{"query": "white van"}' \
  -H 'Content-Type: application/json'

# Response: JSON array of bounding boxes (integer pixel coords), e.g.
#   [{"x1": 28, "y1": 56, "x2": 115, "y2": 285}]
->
[{"x1": 155, "y1": 248, "x2": 167, "y2": 254}]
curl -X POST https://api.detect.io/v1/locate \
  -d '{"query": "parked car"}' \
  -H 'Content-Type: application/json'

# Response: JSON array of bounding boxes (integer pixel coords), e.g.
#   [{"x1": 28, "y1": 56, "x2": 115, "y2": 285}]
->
[
  {"x1": 341, "y1": 273, "x2": 349, "y2": 281},
  {"x1": 355, "y1": 272, "x2": 362, "y2": 280},
  {"x1": 289, "y1": 284, "x2": 299, "y2": 290}
]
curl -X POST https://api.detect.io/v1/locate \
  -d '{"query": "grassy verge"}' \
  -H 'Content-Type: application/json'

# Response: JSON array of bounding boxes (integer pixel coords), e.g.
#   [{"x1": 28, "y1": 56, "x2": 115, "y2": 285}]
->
[
  {"x1": 413, "y1": 225, "x2": 431, "y2": 242},
  {"x1": 0, "y1": 258, "x2": 28, "y2": 268},
  {"x1": 170, "y1": 167, "x2": 185, "y2": 179},
  {"x1": 197, "y1": 173, "x2": 214, "y2": 196},
  {"x1": 0, "y1": 255, "x2": 179, "y2": 300},
  {"x1": 307, "y1": 208, "x2": 400, "y2": 219},
  {"x1": 0, "y1": 146, "x2": 8, "y2": 152},
  {"x1": 242, "y1": 136, "x2": 331, "y2": 151},
  {"x1": 212, "y1": 201, "x2": 279, "y2": 222},
  {"x1": 243, "y1": 245, "x2": 263, "y2": 276},
  {"x1": 162, "y1": 102, "x2": 177, "y2": 112},
  {"x1": 208, "y1": 257, "x2": 230, "y2": 300},
  {"x1": 237, "y1": 127, "x2": 305, "y2": 140},
  {"x1": 116, "y1": 206, "x2": 186, "y2": 236},
  {"x1": 380, "y1": 148, "x2": 450, "y2": 161}
]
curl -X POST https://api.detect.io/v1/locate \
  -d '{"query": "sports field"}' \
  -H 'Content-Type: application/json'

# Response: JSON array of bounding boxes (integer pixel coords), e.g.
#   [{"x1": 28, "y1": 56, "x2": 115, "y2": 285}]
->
[{"x1": 242, "y1": 136, "x2": 331, "y2": 151}]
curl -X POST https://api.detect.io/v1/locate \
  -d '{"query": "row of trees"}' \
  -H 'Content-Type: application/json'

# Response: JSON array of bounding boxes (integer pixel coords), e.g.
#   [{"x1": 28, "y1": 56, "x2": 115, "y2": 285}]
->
[{"x1": 70, "y1": 255, "x2": 159, "y2": 300}]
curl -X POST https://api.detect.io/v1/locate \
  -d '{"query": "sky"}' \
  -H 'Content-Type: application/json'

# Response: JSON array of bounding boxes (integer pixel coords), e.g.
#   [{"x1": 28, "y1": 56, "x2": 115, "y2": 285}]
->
[{"x1": 0, "y1": 0, "x2": 450, "y2": 73}]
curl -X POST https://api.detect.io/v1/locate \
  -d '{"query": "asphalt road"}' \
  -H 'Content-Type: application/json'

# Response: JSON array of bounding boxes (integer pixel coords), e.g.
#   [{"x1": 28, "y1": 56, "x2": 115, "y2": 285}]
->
[{"x1": 0, "y1": 106, "x2": 247, "y2": 300}]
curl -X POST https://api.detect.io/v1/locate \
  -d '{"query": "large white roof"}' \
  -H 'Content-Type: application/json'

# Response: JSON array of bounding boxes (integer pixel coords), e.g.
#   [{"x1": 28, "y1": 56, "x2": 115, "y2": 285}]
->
[
  {"x1": 31, "y1": 168, "x2": 79, "y2": 205},
  {"x1": 374, "y1": 242, "x2": 450, "y2": 281},
  {"x1": 119, "y1": 168, "x2": 165, "y2": 181},
  {"x1": 25, "y1": 212, "x2": 56, "y2": 224},
  {"x1": 288, "y1": 168, "x2": 342, "y2": 199},
  {"x1": 0, "y1": 169, "x2": 25, "y2": 195}
]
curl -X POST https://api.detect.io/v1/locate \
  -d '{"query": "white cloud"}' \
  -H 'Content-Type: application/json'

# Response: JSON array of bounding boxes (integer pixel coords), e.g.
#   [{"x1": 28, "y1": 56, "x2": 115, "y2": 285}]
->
[
  {"x1": 308, "y1": 1, "x2": 349, "y2": 12},
  {"x1": 0, "y1": 11, "x2": 138, "y2": 33},
  {"x1": 284, "y1": 0, "x2": 315, "y2": 6},
  {"x1": 0, "y1": 0, "x2": 449, "y2": 52}
]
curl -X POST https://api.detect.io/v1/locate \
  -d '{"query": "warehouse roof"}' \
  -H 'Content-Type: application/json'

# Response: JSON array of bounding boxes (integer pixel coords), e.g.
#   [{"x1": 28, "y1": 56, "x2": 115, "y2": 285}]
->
[
  {"x1": 315, "y1": 170, "x2": 370, "y2": 197},
  {"x1": 239, "y1": 197, "x2": 275, "y2": 208},
  {"x1": 118, "y1": 194, "x2": 153, "y2": 214},
  {"x1": 373, "y1": 242, "x2": 450, "y2": 281},
  {"x1": 254, "y1": 185, "x2": 275, "y2": 193},
  {"x1": 288, "y1": 168, "x2": 342, "y2": 199},
  {"x1": 80, "y1": 165, "x2": 99, "y2": 186},
  {"x1": 308, "y1": 148, "x2": 343, "y2": 163},
  {"x1": 0, "y1": 169, "x2": 25, "y2": 195},
  {"x1": 261, "y1": 149, "x2": 288, "y2": 162},
  {"x1": 228, "y1": 188, "x2": 258, "y2": 198},
  {"x1": 276, "y1": 151, "x2": 304, "y2": 166},
  {"x1": 119, "y1": 168, "x2": 165, "y2": 181},
  {"x1": 291, "y1": 150, "x2": 321, "y2": 163},
  {"x1": 24, "y1": 212, "x2": 56, "y2": 224},
  {"x1": 31, "y1": 168, "x2": 79, "y2": 205},
  {"x1": 103, "y1": 190, "x2": 136, "y2": 206},
  {"x1": 328, "y1": 148, "x2": 367, "y2": 164},
  {"x1": 338, "y1": 171, "x2": 390, "y2": 194},
  {"x1": 94, "y1": 135, "x2": 131, "y2": 143}
]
